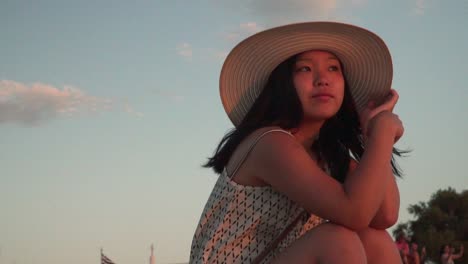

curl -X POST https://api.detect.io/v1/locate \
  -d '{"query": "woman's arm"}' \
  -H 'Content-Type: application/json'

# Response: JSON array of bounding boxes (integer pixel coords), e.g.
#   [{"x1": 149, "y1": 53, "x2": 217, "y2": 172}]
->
[
  {"x1": 414, "y1": 252, "x2": 420, "y2": 264},
  {"x1": 357, "y1": 89, "x2": 401, "y2": 229},
  {"x1": 368, "y1": 164, "x2": 400, "y2": 229},
  {"x1": 347, "y1": 159, "x2": 400, "y2": 229},
  {"x1": 251, "y1": 114, "x2": 399, "y2": 231},
  {"x1": 440, "y1": 254, "x2": 446, "y2": 264},
  {"x1": 452, "y1": 245, "x2": 464, "y2": 259}
]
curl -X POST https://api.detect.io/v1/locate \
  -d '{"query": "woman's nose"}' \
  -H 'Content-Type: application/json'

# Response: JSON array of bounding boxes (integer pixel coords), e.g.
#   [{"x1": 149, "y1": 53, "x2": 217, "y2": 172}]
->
[{"x1": 313, "y1": 71, "x2": 330, "y2": 87}]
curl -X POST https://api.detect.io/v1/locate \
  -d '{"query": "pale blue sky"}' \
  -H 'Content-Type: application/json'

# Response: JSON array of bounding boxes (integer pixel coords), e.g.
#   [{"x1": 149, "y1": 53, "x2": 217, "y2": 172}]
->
[{"x1": 1, "y1": 0, "x2": 467, "y2": 263}]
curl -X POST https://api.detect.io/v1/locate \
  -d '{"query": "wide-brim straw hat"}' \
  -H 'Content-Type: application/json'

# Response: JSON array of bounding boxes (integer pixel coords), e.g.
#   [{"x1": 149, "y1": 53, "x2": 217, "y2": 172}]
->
[{"x1": 220, "y1": 21, "x2": 393, "y2": 126}]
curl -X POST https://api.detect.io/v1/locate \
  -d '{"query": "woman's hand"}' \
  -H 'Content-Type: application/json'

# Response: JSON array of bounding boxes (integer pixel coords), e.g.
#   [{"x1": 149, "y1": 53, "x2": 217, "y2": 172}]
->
[{"x1": 360, "y1": 89, "x2": 404, "y2": 144}]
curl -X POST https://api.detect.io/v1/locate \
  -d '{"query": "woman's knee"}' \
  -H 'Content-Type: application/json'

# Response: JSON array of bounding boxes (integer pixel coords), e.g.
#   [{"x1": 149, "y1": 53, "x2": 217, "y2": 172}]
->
[
  {"x1": 272, "y1": 223, "x2": 367, "y2": 263},
  {"x1": 319, "y1": 223, "x2": 361, "y2": 243},
  {"x1": 358, "y1": 228, "x2": 395, "y2": 249},
  {"x1": 358, "y1": 227, "x2": 401, "y2": 264},
  {"x1": 316, "y1": 223, "x2": 366, "y2": 257}
]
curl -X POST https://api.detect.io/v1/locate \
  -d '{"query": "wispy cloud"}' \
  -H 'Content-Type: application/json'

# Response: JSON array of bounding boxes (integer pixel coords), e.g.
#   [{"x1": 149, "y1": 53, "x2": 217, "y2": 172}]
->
[
  {"x1": 240, "y1": 22, "x2": 263, "y2": 35},
  {"x1": 213, "y1": 51, "x2": 229, "y2": 61},
  {"x1": 155, "y1": 90, "x2": 184, "y2": 103},
  {"x1": 216, "y1": 22, "x2": 263, "y2": 61},
  {"x1": 246, "y1": 0, "x2": 339, "y2": 24},
  {"x1": 0, "y1": 80, "x2": 140, "y2": 126},
  {"x1": 350, "y1": 0, "x2": 368, "y2": 7},
  {"x1": 216, "y1": 0, "x2": 368, "y2": 26},
  {"x1": 223, "y1": 22, "x2": 263, "y2": 42},
  {"x1": 123, "y1": 102, "x2": 144, "y2": 118},
  {"x1": 177, "y1": 43, "x2": 193, "y2": 59},
  {"x1": 414, "y1": 0, "x2": 427, "y2": 15}
]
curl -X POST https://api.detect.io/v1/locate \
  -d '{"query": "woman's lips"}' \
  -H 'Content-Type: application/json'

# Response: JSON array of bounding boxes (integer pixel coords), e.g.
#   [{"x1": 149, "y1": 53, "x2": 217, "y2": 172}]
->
[{"x1": 312, "y1": 93, "x2": 334, "y2": 100}]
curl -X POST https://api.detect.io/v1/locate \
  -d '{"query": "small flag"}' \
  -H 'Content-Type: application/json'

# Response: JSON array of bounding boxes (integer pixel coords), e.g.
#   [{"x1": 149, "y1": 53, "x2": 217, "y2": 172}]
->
[{"x1": 101, "y1": 249, "x2": 116, "y2": 264}]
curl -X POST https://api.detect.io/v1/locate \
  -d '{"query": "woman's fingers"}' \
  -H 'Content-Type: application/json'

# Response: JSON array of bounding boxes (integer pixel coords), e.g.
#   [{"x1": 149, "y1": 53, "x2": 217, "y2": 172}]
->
[
  {"x1": 384, "y1": 89, "x2": 398, "y2": 112},
  {"x1": 359, "y1": 89, "x2": 400, "y2": 140},
  {"x1": 369, "y1": 89, "x2": 399, "y2": 115}
]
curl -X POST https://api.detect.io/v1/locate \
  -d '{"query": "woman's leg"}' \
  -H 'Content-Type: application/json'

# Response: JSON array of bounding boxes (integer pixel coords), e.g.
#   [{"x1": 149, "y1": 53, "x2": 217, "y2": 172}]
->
[
  {"x1": 357, "y1": 227, "x2": 402, "y2": 264},
  {"x1": 271, "y1": 223, "x2": 367, "y2": 264}
]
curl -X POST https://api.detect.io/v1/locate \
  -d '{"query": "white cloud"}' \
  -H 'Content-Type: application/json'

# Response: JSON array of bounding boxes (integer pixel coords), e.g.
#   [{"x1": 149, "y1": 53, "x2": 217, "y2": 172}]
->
[
  {"x1": 225, "y1": 32, "x2": 239, "y2": 41},
  {"x1": 412, "y1": 0, "x2": 437, "y2": 15},
  {"x1": 177, "y1": 43, "x2": 193, "y2": 59},
  {"x1": 414, "y1": 0, "x2": 426, "y2": 15},
  {"x1": 247, "y1": 0, "x2": 338, "y2": 24},
  {"x1": 240, "y1": 22, "x2": 263, "y2": 34},
  {"x1": 223, "y1": 22, "x2": 263, "y2": 44},
  {"x1": 123, "y1": 102, "x2": 144, "y2": 118},
  {"x1": 213, "y1": 51, "x2": 229, "y2": 61},
  {"x1": 216, "y1": 0, "x2": 369, "y2": 26},
  {"x1": 155, "y1": 90, "x2": 184, "y2": 103},
  {"x1": 350, "y1": 0, "x2": 368, "y2": 7},
  {"x1": 0, "y1": 80, "x2": 140, "y2": 126}
]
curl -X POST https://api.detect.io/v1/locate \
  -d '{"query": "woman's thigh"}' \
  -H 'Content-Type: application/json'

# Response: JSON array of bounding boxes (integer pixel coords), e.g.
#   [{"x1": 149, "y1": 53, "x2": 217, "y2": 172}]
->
[{"x1": 271, "y1": 223, "x2": 367, "y2": 264}]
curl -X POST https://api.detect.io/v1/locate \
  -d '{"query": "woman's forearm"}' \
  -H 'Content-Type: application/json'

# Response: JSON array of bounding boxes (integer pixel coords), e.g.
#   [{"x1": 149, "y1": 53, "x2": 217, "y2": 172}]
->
[
  {"x1": 369, "y1": 166, "x2": 400, "y2": 229},
  {"x1": 343, "y1": 128, "x2": 396, "y2": 229}
]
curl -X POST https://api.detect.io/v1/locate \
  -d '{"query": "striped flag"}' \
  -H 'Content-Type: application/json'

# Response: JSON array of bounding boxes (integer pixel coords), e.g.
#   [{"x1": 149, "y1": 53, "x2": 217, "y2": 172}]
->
[{"x1": 101, "y1": 250, "x2": 116, "y2": 264}]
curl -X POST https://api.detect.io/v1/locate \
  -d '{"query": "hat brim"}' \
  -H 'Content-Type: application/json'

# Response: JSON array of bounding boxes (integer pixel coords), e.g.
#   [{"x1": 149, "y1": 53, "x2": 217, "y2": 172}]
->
[{"x1": 220, "y1": 21, "x2": 393, "y2": 126}]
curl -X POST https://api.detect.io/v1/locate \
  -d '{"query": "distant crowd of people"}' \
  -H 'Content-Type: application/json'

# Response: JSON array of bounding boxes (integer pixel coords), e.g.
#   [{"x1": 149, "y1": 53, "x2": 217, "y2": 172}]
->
[{"x1": 395, "y1": 233, "x2": 464, "y2": 264}]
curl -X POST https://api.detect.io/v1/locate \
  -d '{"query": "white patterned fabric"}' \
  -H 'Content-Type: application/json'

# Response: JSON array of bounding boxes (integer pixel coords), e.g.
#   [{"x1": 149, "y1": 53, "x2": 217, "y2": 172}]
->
[{"x1": 190, "y1": 129, "x2": 324, "y2": 263}]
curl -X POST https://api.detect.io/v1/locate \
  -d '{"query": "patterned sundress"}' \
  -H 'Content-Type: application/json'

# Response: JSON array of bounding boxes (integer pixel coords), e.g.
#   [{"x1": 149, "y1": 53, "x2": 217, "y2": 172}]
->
[{"x1": 190, "y1": 128, "x2": 325, "y2": 263}]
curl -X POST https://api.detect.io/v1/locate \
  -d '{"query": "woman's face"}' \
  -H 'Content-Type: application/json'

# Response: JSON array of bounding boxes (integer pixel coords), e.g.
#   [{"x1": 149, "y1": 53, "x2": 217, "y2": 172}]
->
[
  {"x1": 292, "y1": 50, "x2": 345, "y2": 122},
  {"x1": 444, "y1": 245, "x2": 450, "y2": 253}
]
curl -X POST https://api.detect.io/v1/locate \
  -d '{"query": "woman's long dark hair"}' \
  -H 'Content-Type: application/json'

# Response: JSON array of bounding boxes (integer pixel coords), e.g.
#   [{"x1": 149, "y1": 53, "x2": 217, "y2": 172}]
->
[{"x1": 204, "y1": 54, "x2": 407, "y2": 183}]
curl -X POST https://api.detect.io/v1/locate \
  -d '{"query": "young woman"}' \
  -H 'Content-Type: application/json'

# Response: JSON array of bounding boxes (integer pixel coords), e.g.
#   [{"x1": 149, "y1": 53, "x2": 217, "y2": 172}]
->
[
  {"x1": 440, "y1": 244, "x2": 464, "y2": 264},
  {"x1": 396, "y1": 234, "x2": 410, "y2": 263},
  {"x1": 408, "y1": 241, "x2": 421, "y2": 264},
  {"x1": 190, "y1": 21, "x2": 405, "y2": 263}
]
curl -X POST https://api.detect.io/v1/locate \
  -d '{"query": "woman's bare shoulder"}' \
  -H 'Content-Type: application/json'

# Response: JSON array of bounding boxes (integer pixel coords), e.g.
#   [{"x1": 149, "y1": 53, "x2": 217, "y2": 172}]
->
[
  {"x1": 226, "y1": 126, "x2": 296, "y2": 185},
  {"x1": 228, "y1": 126, "x2": 292, "y2": 164}
]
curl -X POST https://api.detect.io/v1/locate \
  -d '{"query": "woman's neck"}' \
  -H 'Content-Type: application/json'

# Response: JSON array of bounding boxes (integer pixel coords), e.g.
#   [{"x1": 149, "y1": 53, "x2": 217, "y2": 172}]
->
[{"x1": 291, "y1": 121, "x2": 324, "y2": 149}]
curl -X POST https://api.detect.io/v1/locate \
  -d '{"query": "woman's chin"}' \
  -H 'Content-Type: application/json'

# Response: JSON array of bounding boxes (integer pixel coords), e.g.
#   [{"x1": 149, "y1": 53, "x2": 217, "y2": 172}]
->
[{"x1": 303, "y1": 111, "x2": 338, "y2": 122}]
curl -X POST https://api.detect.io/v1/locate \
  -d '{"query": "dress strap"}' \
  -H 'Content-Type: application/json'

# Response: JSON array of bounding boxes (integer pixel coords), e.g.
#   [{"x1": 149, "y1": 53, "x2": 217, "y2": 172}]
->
[{"x1": 227, "y1": 127, "x2": 295, "y2": 179}]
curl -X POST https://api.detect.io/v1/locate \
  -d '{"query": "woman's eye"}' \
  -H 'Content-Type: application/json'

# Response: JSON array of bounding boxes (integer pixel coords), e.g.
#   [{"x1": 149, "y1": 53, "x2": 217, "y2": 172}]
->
[
  {"x1": 296, "y1": 66, "x2": 311, "y2": 72},
  {"x1": 329, "y1": 65, "x2": 340, "y2": 71}
]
